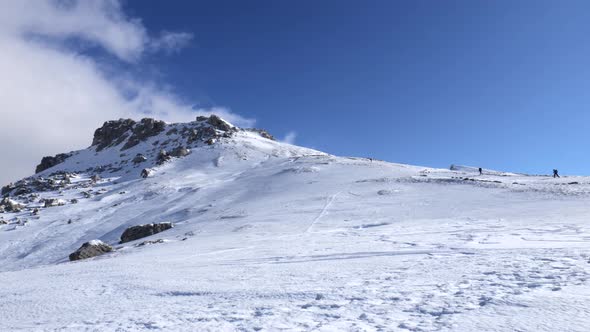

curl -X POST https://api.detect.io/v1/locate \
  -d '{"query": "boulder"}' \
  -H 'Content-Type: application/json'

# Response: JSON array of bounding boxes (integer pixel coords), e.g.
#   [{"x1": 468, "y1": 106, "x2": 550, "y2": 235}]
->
[
  {"x1": 140, "y1": 168, "x2": 153, "y2": 178},
  {"x1": 157, "y1": 150, "x2": 171, "y2": 165},
  {"x1": 68, "y1": 240, "x2": 113, "y2": 261},
  {"x1": 35, "y1": 153, "x2": 72, "y2": 173},
  {"x1": 120, "y1": 222, "x2": 174, "y2": 243},
  {"x1": 132, "y1": 154, "x2": 148, "y2": 164},
  {"x1": 170, "y1": 146, "x2": 191, "y2": 157},
  {"x1": 44, "y1": 198, "x2": 65, "y2": 208}
]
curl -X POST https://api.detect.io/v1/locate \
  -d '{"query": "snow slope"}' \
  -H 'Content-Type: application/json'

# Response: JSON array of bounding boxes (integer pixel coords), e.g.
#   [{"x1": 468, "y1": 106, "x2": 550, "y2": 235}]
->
[{"x1": 0, "y1": 117, "x2": 589, "y2": 331}]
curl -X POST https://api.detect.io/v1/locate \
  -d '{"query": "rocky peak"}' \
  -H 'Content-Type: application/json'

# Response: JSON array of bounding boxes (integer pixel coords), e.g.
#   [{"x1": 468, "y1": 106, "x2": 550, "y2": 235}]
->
[
  {"x1": 121, "y1": 118, "x2": 166, "y2": 151},
  {"x1": 92, "y1": 118, "x2": 136, "y2": 152}
]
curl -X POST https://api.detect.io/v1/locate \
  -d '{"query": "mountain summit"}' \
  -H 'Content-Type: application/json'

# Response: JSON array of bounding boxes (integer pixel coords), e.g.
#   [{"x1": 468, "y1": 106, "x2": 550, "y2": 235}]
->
[{"x1": 1, "y1": 115, "x2": 589, "y2": 331}]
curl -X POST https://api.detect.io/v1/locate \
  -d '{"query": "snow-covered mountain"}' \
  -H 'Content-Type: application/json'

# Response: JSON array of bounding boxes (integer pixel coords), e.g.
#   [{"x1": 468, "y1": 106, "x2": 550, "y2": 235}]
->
[{"x1": 1, "y1": 115, "x2": 589, "y2": 331}]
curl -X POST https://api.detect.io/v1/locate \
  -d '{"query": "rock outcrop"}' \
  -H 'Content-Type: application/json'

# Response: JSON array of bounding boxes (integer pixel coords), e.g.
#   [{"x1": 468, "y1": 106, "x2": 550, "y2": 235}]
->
[
  {"x1": 120, "y1": 222, "x2": 174, "y2": 243},
  {"x1": 68, "y1": 240, "x2": 113, "y2": 261},
  {"x1": 92, "y1": 119, "x2": 136, "y2": 152},
  {"x1": 207, "y1": 115, "x2": 234, "y2": 131},
  {"x1": 35, "y1": 153, "x2": 72, "y2": 173},
  {"x1": 122, "y1": 118, "x2": 166, "y2": 150},
  {"x1": 44, "y1": 198, "x2": 65, "y2": 208},
  {"x1": 0, "y1": 198, "x2": 24, "y2": 212}
]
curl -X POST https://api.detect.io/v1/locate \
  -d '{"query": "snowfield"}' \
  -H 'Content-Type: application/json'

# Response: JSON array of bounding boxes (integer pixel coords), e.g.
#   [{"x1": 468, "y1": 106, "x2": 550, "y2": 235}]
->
[{"x1": 0, "y1": 119, "x2": 589, "y2": 331}]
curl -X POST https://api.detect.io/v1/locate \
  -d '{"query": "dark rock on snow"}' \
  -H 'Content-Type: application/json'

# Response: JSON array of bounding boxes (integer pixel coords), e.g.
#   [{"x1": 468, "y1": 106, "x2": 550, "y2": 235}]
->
[
  {"x1": 35, "y1": 153, "x2": 72, "y2": 173},
  {"x1": 207, "y1": 115, "x2": 233, "y2": 131},
  {"x1": 122, "y1": 118, "x2": 166, "y2": 150},
  {"x1": 132, "y1": 154, "x2": 147, "y2": 164},
  {"x1": 69, "y1": 240, "x2": 113, "y2": 261},
  {"x1": 92, "y1": 119, "x2": 136, "y2": 152},
  {"x1": 170, "y1": 146, "x2": 191, "y2": 157},
  {"x1": 120, "y1": 222, "x2": 174, "y2": 243}
]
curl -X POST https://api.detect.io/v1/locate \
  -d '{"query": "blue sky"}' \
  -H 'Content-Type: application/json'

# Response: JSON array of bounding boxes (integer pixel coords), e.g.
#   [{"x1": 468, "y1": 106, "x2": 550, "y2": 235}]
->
[
  {"x1": 122, "y1": 1, "x2": 590, "y2": 175},
  {"x1": 2, "y1": 0, "x2": 589, "y2": 183}
]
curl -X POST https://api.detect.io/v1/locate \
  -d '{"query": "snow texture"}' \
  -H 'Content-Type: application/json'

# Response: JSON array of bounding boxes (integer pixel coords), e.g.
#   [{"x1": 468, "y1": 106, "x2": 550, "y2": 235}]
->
[{"x1": 0, "y1": 120, "x2": 589, "y2": 331}]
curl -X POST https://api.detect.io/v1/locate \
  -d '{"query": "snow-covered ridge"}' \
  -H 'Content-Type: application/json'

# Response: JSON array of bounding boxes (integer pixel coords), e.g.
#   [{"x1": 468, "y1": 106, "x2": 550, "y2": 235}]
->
[{"x1": 1, "y1": 115, "x2": 590, "y2": 331}]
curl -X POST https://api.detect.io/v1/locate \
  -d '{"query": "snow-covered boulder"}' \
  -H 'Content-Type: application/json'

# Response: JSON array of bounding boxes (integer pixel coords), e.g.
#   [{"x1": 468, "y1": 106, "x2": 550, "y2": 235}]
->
[
  {"x1": 120, "y1": 222, "x2": 174, "y2": 243},
  {"x1": 68, "y1": 240, "x2": 113, "y2": 261}
]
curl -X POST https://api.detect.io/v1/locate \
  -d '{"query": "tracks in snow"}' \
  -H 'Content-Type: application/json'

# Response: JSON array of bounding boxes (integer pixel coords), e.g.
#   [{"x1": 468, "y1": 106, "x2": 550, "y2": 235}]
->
[{"x1": 305, "y1": 191, "x2": 342, "y2": 233}]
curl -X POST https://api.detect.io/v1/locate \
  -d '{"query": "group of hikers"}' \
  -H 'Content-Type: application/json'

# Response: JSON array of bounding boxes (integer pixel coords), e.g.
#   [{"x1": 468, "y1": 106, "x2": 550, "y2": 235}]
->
[{"x1": 476, "y1": 167, "x2": 560, "y2": 178}]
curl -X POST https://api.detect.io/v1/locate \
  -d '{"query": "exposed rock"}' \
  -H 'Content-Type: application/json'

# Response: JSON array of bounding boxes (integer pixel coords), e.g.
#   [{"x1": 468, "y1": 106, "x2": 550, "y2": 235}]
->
[
  {"x1": 44, "y1": 198, "x2": 65, "y2": 208},
  {"x1": 31, "y1": 208, "x2": 39, "y2": 216},
  {"x1": 35, "y1": 153, "x2": 72, "y2": 173},
  {"x1": 1, "y1": 183, "x2": 14, "y2": 196},
  {"x1": 70, "y1": 199, "x2": 78, "y2": 204},
  {"x1": 120, "y1": 222, "x2": 174, "y2": 243},
  {"x1": 135, "y1": 239, "x2": 165, "y2": 247},
  {"x1": 247, "y1": 128, "x2": 275, "y2": 140},
  {"x1": 207, "y1": 115, "x2": 233, "y2": 131},
  {"x1": 91, "y1": 174, "x2": 101, "y2": 183},
  {"x1": 140, "y1": 168, "x2": 153, "y2": 178},
  {"x1": 92, "y1": 119, "x2": 136, "y2": 151},
  {"x1": 170, "y1": 146, "x2": 191, "y2": 157},
  {"x1": 0, "y1": 197, "x2": 24, "y2": 212},
  {"x1": 68, "y1": 240, "x2": 113, "y2": 261},
  {"x1": 157, "y1": 150, "x2": 172, "y2": 165},
  {"x1": 132, "y1": 154, "x2": 148, "y2": 164},
  {"x1": 196, "y1": 115, "x2": 208, "y2": 122},
  {"x1": 206, "y1": 138, "x2": 216, "y2": 145},
  {"x1": 122, "y1": 118, "x2": 166, "y2": 150}
]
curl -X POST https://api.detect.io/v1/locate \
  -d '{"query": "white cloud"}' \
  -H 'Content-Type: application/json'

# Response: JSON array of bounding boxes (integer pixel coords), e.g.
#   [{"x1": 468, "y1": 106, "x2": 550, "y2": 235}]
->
[
  {"x1": 0, "y1": 0, "x2": 249, "y2": 185},
  {"x1": 281, "y1": 131, "x2": 297, "y2": 145}
]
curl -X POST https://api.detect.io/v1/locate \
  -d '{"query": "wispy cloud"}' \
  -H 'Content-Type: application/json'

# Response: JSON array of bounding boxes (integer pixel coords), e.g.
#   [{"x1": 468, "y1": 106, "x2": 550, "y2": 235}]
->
[
  {"x1": 0, "y1": 0, "x2": 248, "y2": 184},
  {"x1": 281, "y1": 131, "x2": 297, "y2": 145},
  {"x1": 150, "y1": 31, "x2": 193, "y2": 54}
]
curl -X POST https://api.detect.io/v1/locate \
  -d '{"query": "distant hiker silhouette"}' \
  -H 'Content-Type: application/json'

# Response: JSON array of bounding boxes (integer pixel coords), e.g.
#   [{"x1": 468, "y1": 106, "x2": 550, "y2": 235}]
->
[
  {"x1": 478, "y1": 167, "x2": 483, "y2": 175},
  {"x1": 553, "y1": 169, "x2": 560, "y2": 178}
]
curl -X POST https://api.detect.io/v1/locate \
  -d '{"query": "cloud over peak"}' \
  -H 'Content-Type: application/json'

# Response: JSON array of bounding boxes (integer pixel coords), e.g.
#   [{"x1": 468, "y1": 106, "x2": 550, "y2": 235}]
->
[{"x1": 0, "y1": 0, "x2": 246, "y2": 184}]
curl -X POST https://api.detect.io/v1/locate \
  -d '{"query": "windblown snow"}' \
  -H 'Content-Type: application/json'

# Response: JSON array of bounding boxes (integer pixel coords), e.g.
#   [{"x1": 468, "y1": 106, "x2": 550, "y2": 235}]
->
[{"x1": 0, "y1": 116, "x2": 589, "y2": 331}]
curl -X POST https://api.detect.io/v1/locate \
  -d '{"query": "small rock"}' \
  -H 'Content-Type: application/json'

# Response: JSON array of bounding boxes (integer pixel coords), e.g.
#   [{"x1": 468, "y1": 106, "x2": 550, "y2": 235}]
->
[
  {"x1": 140, "y1": 168, "x2": 153, "y2": 178},
  {"x1": 44, "y1": 198, "x2": 65, "y2": 208},
  {"x1": 132, "y1": 154, "x2": 148, "y2": 164}
]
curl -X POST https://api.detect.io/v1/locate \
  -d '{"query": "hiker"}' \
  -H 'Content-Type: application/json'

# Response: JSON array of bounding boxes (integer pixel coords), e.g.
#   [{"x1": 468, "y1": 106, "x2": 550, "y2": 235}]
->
[
  {"x1": 553, "y1": 169, "x2": 560, "y2": 178},
  {"x1": 478, "y1": 167, "x2": 483, "y2": 175}
]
